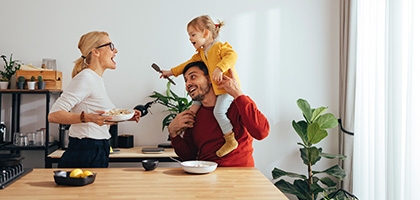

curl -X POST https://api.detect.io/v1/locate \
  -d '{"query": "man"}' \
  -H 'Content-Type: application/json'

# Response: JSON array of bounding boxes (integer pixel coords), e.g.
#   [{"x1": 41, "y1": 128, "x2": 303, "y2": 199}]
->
[{"x1": 168, "y1": 61, "x2": 269, "y2": 167}]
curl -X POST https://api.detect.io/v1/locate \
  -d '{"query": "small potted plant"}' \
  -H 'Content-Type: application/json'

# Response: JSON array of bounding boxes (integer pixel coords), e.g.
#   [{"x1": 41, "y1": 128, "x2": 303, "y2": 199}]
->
[
  {"x1": 17, "y1": 76, "x2": 26, "y2": 89},
  {"x1": 0, "y1": 77, "x2": 8, "y2": 90},
  {"x1": 27, "y1": 76, "x2": 36, "y2": 90},
  {"x1": 37, "y1": 75, "x2": 46, "y2": 89},
  {"x1": 1, "y1": 54, "x2": 22, "y2": 89}
]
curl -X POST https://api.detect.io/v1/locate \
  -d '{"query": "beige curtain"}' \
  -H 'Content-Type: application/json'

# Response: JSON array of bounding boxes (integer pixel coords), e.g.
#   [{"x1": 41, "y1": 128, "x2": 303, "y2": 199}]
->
[{"x1": 338, "y1": 0, "x2": 356, "y2": 193}]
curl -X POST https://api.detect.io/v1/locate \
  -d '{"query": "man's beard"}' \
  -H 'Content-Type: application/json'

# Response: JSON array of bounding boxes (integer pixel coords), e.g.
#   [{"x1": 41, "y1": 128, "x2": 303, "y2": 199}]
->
[{"x1": 191, "y1": 82, "x2": 211, "y2": 101}]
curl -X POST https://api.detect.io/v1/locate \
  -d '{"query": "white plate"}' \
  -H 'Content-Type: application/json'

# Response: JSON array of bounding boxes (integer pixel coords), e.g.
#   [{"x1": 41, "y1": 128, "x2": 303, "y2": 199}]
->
[
  {"x1": 181, "y1": 160, "x2": 218, "y2": 174},
  {"x1": 103, "y1": 108, "x2": 134, "y2": 122}
]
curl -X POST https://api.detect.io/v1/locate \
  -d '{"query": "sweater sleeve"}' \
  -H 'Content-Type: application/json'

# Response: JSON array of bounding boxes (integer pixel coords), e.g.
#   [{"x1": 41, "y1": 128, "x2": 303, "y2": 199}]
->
[
  {"x1": 215, "y1": 42, "x2": 237, "y2": 73},
  {"x1": 170, "y1": 130, "x2": 199, "y2": 161},
  {"x1": 171, "y1": 53, "x2": 202, "y2": 77},
  {"x1": 233, "y1": 95, "x2": 270, "y2": 140}
]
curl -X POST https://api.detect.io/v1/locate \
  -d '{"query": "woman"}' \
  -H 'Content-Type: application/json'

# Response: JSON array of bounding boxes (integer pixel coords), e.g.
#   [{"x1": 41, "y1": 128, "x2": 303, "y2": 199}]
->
[{"x1": 48, "y1": 31, "x2": 141, "y2": 168}]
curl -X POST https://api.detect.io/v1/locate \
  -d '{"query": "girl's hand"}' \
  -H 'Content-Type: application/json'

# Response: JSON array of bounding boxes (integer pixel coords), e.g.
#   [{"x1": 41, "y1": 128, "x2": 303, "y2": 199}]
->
[
  {"x1": 212, "y1": 68, "x2": 223, "y2": 84},
  {"x1": 161, "y1": 70, "x2": 173, "y2": 78}
]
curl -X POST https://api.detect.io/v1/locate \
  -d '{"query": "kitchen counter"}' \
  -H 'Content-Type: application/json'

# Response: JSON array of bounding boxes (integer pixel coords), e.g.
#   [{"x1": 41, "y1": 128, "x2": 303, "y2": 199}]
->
[
  {"x1": 46, "y1": 146, "x2": 178, "y2": 168},
  {"x1": 0, "y1": 167, "x2": 289, "y2": 199}
]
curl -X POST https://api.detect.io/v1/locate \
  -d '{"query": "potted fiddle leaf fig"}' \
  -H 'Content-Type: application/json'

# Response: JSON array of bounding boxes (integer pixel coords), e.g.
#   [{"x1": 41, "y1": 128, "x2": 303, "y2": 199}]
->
[
  {"x1": 149, "y1": 81, "x2": 192, "y2": 131},
  {"x1": 1, "y1": 54, "x2": 22, "y2": 89},
  {"x1": 272, "y1": 98, "x2": 352, "y2": 200}
]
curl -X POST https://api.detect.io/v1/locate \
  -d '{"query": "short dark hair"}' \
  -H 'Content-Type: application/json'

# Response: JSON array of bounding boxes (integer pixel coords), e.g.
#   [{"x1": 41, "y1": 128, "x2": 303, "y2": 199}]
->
[{"x1": 182, "y1": 61, "x2": 209, "y2": 76}]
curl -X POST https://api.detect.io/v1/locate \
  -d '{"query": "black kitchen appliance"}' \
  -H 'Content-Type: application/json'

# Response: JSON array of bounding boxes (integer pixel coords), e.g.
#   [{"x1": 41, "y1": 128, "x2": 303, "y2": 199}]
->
[
  {"x1": 0, "y1": 154, "x2": 32, "y2": 189},
  {"x1": 0, "y1": 122, "x2": 8, "y2": 147}
]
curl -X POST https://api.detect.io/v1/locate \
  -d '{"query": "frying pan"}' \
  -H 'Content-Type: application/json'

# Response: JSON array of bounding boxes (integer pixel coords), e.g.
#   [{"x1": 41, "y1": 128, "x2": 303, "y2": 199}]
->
[{"x1": 0, "y1": 154, "x2": 24, "y2": 167}]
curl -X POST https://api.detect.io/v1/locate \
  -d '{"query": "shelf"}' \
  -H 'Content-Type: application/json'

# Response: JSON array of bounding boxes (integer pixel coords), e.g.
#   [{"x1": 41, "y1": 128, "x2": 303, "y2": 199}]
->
[
  {"x1": 0, "y1": 89, "x2": 62, "y2": 94},
  {"x1": 0, "y1": 89, "x2": 62, "y2": 167},
  {"x1": 0, "y1": 141, "x2": 59, "y2": 151}
]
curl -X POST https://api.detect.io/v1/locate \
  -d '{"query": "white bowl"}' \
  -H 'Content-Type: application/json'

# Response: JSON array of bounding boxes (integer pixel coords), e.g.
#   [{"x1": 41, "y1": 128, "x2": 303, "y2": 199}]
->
[
  {"x1": 103, "y1": 108, "x2": 134, "y2": 122},
  {"x1": 181, "y1": 160, "x2": 218, "y2": 174}
]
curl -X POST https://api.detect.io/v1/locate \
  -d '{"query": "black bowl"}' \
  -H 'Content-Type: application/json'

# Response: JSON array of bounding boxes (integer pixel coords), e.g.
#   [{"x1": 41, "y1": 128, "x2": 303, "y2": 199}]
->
[
  {"x1": 53, "y1": 171, "x2": 96, "y2": 186},
  {"x1": 142, "y1": 159, "x2": 158, "y2": 171}
]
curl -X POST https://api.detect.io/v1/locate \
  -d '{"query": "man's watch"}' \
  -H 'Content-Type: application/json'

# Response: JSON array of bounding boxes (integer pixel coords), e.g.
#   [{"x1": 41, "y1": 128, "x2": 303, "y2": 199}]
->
[{"x1": 80, "y1": 111, "x2": 86, "y2": 123}]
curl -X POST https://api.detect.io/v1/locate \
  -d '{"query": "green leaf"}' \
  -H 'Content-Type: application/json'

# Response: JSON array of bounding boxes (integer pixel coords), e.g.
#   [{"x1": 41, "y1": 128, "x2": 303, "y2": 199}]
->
[
  {"x1": 309, "y1": 181, "x2": 326, "y2": 199},
  {"x1": 320, "y1": 152, "x2": 346, "y2": 160},
  {"x1": 161, "y1": 113, "x2": 176, "y2": 131},
  {"x1": 272, "y1": 168, "x2": 306, "y2": 180},
  {"x1": 313, "y1": 165, "x2": 346, "y2": 180},
  {"x1": 297, "y1": 99, "x2": 312, "y2": 123},
  {"x1": 165, "y1": 81, "x2": 172, "y2": 96},
  {"x1": 300, "y1": 147, "x2": 321, "y2": 166},
  {"x1": 311, "y1": 106, "x2": 327, "y2": 122},
  {"x1": 307, "y1": 123, "x2": 328, "y2": 145},
  {"x1": 274, "y1": 179, "x2": 312, "y2": 200},
  {"x1": 315, "y1": 113, "x2": 338, "y2": 129},
  {"x1": 319, "y1": 176, "x2": 337, "y2": 188},
  {"x1": 293, "y1": 120, "x2": 308, "y2": 146}
]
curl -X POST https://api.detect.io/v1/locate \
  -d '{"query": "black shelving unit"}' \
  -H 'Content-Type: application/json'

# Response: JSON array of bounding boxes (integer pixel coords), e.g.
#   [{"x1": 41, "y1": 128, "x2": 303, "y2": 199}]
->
[{"x1": 0, "y1": 89, "x2": 62, "y2": 167}]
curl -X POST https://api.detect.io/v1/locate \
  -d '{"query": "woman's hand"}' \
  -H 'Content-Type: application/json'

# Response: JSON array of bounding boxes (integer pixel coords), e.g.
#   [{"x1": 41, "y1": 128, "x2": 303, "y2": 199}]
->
[
  {"x1": 129, "y1": 109, "x2": 141, "y2": 123},
  {"x1": 90, "y1": 110, "x2": 113, "y2": 126},
  {"x1": 168, "y1": 110, "x2": 195, "y2": 138}
]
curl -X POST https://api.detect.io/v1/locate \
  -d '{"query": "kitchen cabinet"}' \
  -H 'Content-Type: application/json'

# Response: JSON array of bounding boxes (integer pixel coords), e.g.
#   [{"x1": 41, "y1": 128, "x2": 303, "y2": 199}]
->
[{"x1": 0, "y1": 89, "x2": 62, "y2": 167}]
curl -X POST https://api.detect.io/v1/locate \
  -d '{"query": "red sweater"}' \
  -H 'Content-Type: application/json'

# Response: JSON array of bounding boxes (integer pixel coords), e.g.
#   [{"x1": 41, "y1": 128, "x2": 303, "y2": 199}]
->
[{"x1": 171, "y1": 95, "x2": 270, "y2": 167}]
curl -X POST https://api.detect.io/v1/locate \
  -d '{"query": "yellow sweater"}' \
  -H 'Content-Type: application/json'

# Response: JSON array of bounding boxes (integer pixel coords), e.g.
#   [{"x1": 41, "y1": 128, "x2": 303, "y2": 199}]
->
[{"x1": 171, "y1": 41, "x2": 240, "y2": 96}]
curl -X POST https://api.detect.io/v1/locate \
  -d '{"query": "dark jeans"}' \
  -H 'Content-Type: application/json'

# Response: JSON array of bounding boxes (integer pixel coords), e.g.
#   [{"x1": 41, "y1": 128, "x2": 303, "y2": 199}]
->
[{"x1": 58, "y1": 137, "x2": 110, "y2": 168}]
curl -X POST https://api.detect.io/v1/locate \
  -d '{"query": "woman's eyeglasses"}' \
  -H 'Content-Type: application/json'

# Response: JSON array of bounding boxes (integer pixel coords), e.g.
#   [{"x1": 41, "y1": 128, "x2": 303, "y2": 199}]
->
[{"x1": 96, "y1": 42, "x2": 114, "y2": 51}]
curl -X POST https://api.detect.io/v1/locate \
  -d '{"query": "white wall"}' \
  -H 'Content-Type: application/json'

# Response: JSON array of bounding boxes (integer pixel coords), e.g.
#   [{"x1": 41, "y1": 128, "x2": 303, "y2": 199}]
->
[{"x1": 0, "y1": 0, "x2": 339, "y2": 189}]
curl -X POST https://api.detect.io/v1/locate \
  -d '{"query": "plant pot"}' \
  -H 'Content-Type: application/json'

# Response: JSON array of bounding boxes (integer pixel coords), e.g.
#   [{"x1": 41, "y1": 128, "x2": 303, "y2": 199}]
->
[
  {"x1": 27, "y1": 81, "x2": 36, "y2": 90},
  {"x1": 0, "y1": 82, "x2": 9, "y2": 90},
  {"x1": 17, "y1": 82, "x2": 25, "y2": 89},
  {"x1": 37, "y1": 82, "x2": 46, "y2": 89}
]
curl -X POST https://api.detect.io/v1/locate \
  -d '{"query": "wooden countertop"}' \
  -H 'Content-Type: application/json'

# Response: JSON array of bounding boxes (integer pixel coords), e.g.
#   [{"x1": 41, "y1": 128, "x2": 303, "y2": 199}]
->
[
  {"x1": 48, "y1": 146, "x2": 177, "y2": 159},
  {"x1": 0, "y1": 168, "x2": 289, "y2": 200}
]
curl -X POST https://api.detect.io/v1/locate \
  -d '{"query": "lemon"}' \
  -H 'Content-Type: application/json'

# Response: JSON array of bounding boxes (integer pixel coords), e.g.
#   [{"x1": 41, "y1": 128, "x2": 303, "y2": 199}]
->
[
  {"x1": 81, "y1": 170, "x2": 93, "y2": 178},
  {"x1": 69, "y1": 168, "x2": 83, "y2": 178},
  {"x1": 110, "y1": 146, "x2": 114, "y2": 153}
]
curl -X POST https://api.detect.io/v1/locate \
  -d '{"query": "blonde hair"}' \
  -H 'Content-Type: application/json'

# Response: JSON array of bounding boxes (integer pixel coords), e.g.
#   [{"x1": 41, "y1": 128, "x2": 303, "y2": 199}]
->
[
  {"x1": 187, "y1": 15, "x2": 224, "y2": 40},
  {"x1": 72, "y1": 31, "x2": 109, "y2": 78}
]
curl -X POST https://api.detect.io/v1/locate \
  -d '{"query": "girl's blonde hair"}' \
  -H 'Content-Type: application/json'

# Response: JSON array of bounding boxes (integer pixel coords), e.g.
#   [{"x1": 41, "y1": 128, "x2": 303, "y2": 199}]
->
[
  {"x1": 72, "y1": 31, "x2": 109, "y2": 78},
  {"x1": 187, "y1": 15, "x2": 224, "y2": 40}
]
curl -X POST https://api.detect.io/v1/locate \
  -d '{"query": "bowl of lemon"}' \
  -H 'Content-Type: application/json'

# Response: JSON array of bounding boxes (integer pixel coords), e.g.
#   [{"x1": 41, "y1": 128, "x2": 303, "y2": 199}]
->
[{"x1": 53, "y1": 168, "x2": 96, "y2": 186}]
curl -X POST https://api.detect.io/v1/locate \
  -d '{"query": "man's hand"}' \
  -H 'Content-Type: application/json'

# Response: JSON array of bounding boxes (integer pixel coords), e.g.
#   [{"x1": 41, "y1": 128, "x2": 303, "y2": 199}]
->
[
  {"x1": 218, "y1": 69, "x2": 243, "y2": 99},
  {"x1": 168, "y1": 110, "x2": 196, "y2": 138}
]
